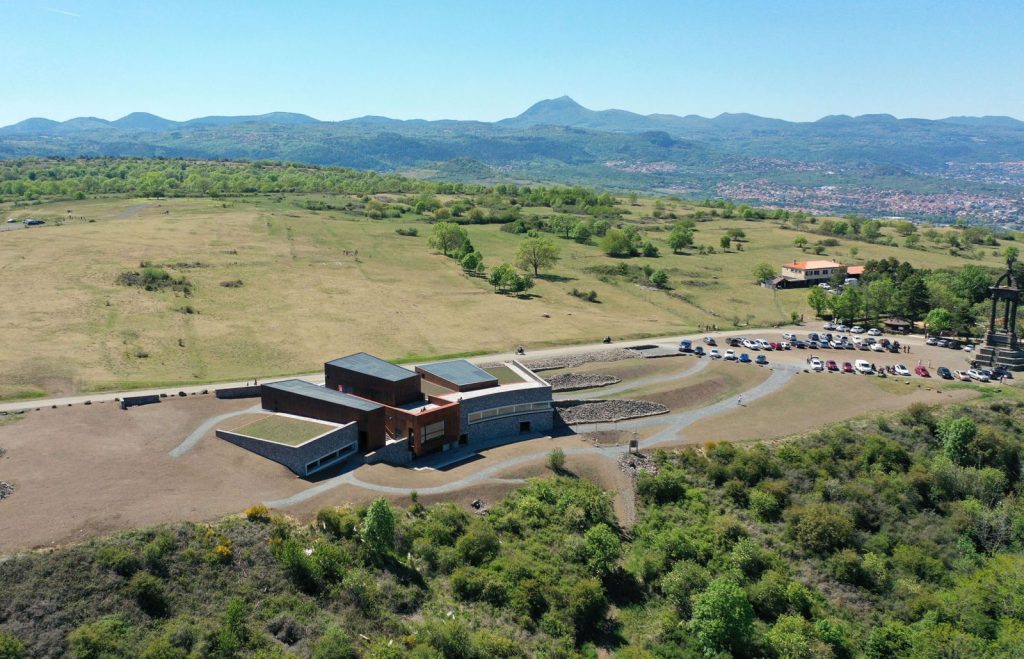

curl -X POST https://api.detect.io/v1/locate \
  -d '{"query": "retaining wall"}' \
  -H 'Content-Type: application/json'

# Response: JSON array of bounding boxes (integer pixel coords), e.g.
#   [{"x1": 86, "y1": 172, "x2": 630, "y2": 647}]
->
[{"x1": 216, "y1": 422, "x2": 359, "y2": 476}]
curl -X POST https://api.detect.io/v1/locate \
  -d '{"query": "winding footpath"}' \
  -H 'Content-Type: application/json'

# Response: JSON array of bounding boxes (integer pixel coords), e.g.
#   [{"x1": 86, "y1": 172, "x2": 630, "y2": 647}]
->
[
  {"x1": 169, "y1": 405, "x2": 261, "y2": 458},
  {"x1": 262, "y1": 364, "x2": 797, "y2": 508}
]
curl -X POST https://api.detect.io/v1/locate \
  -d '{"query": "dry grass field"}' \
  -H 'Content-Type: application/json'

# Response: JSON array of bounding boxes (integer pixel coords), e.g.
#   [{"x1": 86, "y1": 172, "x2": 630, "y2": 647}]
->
[{"x1": 0, "y1": 194, "x2": 1009, "y2": 398}]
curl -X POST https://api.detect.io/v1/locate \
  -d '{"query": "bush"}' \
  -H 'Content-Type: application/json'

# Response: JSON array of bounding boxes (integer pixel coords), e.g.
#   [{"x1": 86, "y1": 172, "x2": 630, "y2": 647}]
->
[
  {"x1": 312, "y1": 626, "x2": 356, "y2": 659},
  {"x1": 786, "y1": 503, "x2": 855, "y2": 555},
  {"x1": 96, "y1": 545, "x2": 141, "y2": 577},
  {"x1": 244, "y1": 504, "x2": 271, "y2": 522},
  {"x1": 128, "y1": 571, "x2": 169, "y2": 617},
  {"x1": 547, "y1": 447, "x2": 566, "y2": 472},
  {"x1": 749, "y1": 489, "x2": 782, "y2": 522},
  {"x1": 395, "y1": 227, "x2": 419, "y2": 237},
  {"x1": 0, "y1": 633, "x2": 26, "y2": 659},
  {"x1": 456, "y1": 521, "x2": 500, "y2": 566}
]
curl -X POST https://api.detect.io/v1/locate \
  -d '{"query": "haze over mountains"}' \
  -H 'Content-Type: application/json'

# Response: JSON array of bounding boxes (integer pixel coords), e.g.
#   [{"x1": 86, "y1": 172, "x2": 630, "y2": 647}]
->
[{"x1": 3, "y1": 97, "x2": 1024, "y2": 223}]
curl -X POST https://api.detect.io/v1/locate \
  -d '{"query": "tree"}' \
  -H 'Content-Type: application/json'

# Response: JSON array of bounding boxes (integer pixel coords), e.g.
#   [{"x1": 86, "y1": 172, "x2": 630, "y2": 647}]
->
[
  {"x1": 690, "y1": 577, "x2": 755, "y2": 656},
  {"x1": 571, "y1": 221, "x2": 592, "y2": 244},
  {"x1": 726, "y1": 228, "x2": 746, "y2": 241},
  {"x1": 600, "y1": 228, "x2": 634, "y2": 257},
  {"x1": 627, "y1": 191, "x2": 639, "y2": 205},
  {"x1": 459, "y1": 251, "x2": 483, "y2": 274},
  {"x1": 925, "y1": 308, "x2": 953, "y2": 335},
  {"x1": 720, "y1": 235, "x2": 731, "y2": 250},
  {"x1": 428, "y1": 221, "x2": 468, "y2": 257},
  {"x1": 953, "y1": 265, "x2": 992, "y2": 304},
  {"x1": 548, "y1": 214, "x2": 575, "y2": 238},
  {"x1": 793, "y1": 236, "x2": 809, "y2": 251},
  {"x1": 938, "y1": 416, "x2": 977, "y2": 466},
  {"x1": 650, "y1": 270, "x2": 669, "y2": 288},
  {"x1": 515, "y1": 236, "x2": 560, "y2": 276},
  {"x1": 753, "y1": 262, "x2": 775, "y2": 283},
  {"x1": 896, "y1": 274, "x2": 930, "y2": 321},
  {"x1": 1005, "y1": 245, "x2": 1020, "y2": 262},
  {"x1": 808, "y1": 287, "x2": 829, "y2": 318},
  {"x1": 864, "y1": 278, "x2": 896, "y2": 322},
  {"x1": 361, "y1": 498, "x2": 396, "y2": 555},
  {"x1": 668, "y1": 224, "x2": 695, "y2": 253},
  {"x1": 489, "y1": 263, "x2": 533, "y2": 294},
  {"x1": 583, "y1": 523, "x2": 622, "y2": 577}
]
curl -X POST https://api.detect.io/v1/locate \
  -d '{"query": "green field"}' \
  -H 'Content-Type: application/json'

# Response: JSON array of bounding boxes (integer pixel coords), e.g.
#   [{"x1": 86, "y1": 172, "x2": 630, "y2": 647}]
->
[
  {"x1": 232, "y1": 415, "x2": 334, "y2": 445},
  {"x1": 0, "y1": 192, "x2": 1009, "y2": 398}
]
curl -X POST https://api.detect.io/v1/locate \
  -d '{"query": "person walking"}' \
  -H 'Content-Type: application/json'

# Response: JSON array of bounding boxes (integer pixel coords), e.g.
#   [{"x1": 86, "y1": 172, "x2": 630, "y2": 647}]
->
[{"x1": 737, "y1": 395, "x2": 743, "y2": 406}]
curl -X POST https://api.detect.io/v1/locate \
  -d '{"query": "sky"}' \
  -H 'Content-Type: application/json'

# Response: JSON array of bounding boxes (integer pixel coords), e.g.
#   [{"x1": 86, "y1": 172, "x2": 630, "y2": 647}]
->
[{"x1": 2, "y1": 0, "x2": 1023, "y2": 126}]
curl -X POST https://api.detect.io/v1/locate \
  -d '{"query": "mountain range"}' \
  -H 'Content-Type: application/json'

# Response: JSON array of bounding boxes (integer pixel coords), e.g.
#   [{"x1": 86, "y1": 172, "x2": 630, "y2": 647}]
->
[{"x1": 3, "y1": 97, "x2": 1024, "y2": 222}]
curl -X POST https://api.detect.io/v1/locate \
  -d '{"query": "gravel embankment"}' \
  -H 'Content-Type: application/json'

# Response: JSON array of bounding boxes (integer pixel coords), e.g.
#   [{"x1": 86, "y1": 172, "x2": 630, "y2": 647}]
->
[
  {"x1": 0, "y1": 481, "x2": 14, "y2": 501},
  {"x1": 547, "y1": 373, "x2": 621, "y2": 392},
  {"x1": 619, "y1": 452, "x2": 659, "y2": 479},
  {"x1": 555, "y1": 399, "x2": 669, "y2": 424},
  {"x1": 519, "y1": 348, "x2": 641, "y2": 372}
]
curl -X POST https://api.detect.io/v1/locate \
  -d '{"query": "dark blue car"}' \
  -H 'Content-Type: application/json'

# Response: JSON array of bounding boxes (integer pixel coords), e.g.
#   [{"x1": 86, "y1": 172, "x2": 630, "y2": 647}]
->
[
  {"x1": 738, "y1": 353, "x2": 751, "y2": 363},
  {"x1": 755, "y1": 355, "x2": 768, "y2": 365}
]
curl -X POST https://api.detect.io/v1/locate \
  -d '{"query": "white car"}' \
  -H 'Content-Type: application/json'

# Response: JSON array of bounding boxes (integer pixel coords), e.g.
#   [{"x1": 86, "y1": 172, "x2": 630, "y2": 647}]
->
[
  {"x1": 809, "y1": 357, "x2": 824, "y2": 372},
  {"x1": 819, "y1": 283, "x2": 831, "y2": 290},
  {"x1": 867, "y1": 328, "x2": 882, "y2": 336},
  {"x1": 968, "y1": 369, "x2": 990, "y2": 382},
  {"x1": 851, "y1": 326, "x2": 865, "y2": 334},
  {"x1": 854, "y1": 360, "x2": 873, "y2": 374},
  {"x1": 779, "y1": 341, "x2": 791, "y2": 350},
  {"x1": 963, "y1": 344, "x2": 975, "y2": 352},
  {"x1": 724, "y1": 349, "x2": 737, "y2": 360},
  {"x1": 709, "y1": 348, "x2": 722, "y2": 359},
  {"x1": 743, "y1": 339, "x2": 759, "y2": 350},
  {"x1": 823, "y1": 322, "x2": 835, "y2": 330},
  {"x1": 757, "y1": 339, "x2": 773, "y2": 350},
  {"x1": 782, "y1": 332, "x2": 796, "y2": 341},
  {"x1": 870, "y1": 343, "x2": 885, "y2": 352},
  {"x1": 893, "y1": 364, "x2": 911, "y2": 376},
  {"x1": 925, "y1": 336, "x2": 938, "y2": 346}
]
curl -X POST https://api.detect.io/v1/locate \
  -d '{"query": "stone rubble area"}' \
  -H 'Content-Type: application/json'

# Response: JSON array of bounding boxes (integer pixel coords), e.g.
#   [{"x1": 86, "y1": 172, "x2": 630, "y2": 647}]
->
[
  {"x1": 518, "y1": 348, "x2": 641, "y2": 372},
  {"x1": 0, "y1": 481, "x2": 14, "y2": 501},
  {"x1": 554, "y1": 399, "x2": 669, "y2": 424},
  {"x1": 547, "y1": 372, "x2": 622, "y2": 392},
  {"x1": 618, "y1": 452, "x2": 659, "y2": 479}
]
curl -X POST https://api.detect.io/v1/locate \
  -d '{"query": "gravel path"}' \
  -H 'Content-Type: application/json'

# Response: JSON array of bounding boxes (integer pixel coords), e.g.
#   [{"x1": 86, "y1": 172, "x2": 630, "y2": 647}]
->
[{"x1": 169, "y1": 405, "x2": 262, "y2": 457}]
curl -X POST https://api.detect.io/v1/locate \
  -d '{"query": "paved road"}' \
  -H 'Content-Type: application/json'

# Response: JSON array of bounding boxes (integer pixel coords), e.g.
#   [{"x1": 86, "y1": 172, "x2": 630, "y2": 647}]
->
[{"x1": 263, "y1": 364, "x2": 797, "y2": 507}]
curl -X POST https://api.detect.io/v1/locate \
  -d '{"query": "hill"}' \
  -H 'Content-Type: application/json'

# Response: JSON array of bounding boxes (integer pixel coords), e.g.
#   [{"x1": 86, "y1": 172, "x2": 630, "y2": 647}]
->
[{"x1": 2, "y1": 100, "x2": 1024, "y2": 223}]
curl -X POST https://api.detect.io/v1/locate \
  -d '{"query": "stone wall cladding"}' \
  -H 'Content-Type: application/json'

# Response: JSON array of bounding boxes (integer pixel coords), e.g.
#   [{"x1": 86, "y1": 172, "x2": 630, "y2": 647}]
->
[
  {"x1": 365, "y1": 438, "x2": 414, "y2": 467},
  {"x1": 216, "y1": 423, "x2": 359, "y2": 476},
  {"x1": 459, "y1": 386, "x2": 554, "y2": 443}
]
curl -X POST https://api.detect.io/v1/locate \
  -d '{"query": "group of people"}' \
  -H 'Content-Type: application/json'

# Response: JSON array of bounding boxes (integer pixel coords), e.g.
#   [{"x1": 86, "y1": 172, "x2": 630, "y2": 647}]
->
[{"x1": 701, "y1": 324, "x2": 719, "y2": 332}]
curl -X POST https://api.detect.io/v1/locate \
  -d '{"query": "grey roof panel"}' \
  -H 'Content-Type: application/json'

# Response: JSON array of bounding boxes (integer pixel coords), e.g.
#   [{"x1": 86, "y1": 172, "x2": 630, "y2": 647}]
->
[
  {"x1": 325, "y1": 352, "x2": 417, "y2": 383},
  {"x1": 263, "y1": 379, "x2": 382, "y2": 412},
  {"x1": 417, "y1": 359, "x2": 498, "y2": 388}
]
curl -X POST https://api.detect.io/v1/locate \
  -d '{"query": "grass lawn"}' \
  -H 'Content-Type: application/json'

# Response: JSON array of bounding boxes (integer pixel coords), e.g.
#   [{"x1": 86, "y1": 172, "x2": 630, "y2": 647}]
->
[
  {"x1": 231, "y1": 415, "x2": 335, "y2": 445},
  {"x1": 0, "y1": 194, "x2": 1010, "y2": 396}
]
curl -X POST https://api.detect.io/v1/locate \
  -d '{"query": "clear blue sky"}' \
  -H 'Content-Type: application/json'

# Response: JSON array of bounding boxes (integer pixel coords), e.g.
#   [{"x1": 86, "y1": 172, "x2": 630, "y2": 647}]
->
[{"x1": 3, "y1": 0, "x2": 1022, "y2": 126}]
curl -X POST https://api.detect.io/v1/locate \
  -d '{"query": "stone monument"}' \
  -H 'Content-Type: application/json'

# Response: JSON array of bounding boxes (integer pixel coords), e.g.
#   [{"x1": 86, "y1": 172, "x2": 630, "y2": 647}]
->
[{"x1": 977, "y1": 256, "x2": 1024, "y2": 371}]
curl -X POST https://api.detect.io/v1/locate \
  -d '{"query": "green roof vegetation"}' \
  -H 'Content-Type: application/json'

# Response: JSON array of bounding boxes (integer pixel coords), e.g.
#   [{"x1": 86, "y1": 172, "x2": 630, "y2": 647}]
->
[{"x1": 233, "y1": 415, "x2": 333, "y2": 445}]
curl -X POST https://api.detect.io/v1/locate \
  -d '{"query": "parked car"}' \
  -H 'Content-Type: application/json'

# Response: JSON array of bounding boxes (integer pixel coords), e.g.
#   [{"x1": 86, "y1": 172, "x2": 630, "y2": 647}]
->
[
  {"x1": 968, "y1": 369, "x2": 990, "y2": 382},
  {"x1": 757, "y1": 339, "x2": 773, "y2": 350},
  {"x1": 724, "y1": 349, "x2": 737, "y2": 360},
  {"x1": 808, "y1": 333, "x2": 821, "y2": 342},
  {"x1": 819, "y1": 283, "x2": 831, "y2": 290},
  {"x1": 851, "y1": 326, "x2": 865, "y2": 334},
  {"x1": 842, "y1": 361, "x2": 854, "y2": 373},
  {"x1": 23, "y1": 219, "x2": 45, "y2": 226},
  {"x1": 926, "y1": 336, "x2": 938, "y2": 346},
  {"x1": 703, "y1": 336, "x2": 716, "y2": 346},
  {"x1": 743, "y1": 339, "x2": 758, "y2": 350},
  {"x1": 729, "y1": 337, "x2": 744, "y2": 347},
  {"x1": 893, "y1": 364, "x2": 911, "y2": 376},
  {"x1": 936, "y1": 339, "x2": 948, "y2": 348},
  {"x1": 755, "y1": 355, "x2": 768, "y2": 365},
  {"x1": 870, "y1": 343, "x2": 885, "y2": 352},
  {"x1": 826, "y1": 360, "x2": 839, "y2": 372},
  {"x1": 822, "y1": 323, "x2": 835, "y2": 331},
  {"x1": 867, "y1": 328, "x2": 882, "y2": 336},
  {"x1": 915, "y1": 366, "x2": 930, "y2": 377},
  {"x1": 793, "y1": 340, "x2": 807, "y2": 349},
  {"x1": 937, "y1": 367, "x2": 953, "y2": 379},
  {"x1": 678, "y1": 339, "x2": 692, "y2": 353},
  {"x1": 739, "y1": 353, "x2": 752, "y2": 363},
  {"x1": 964, "y1": 344, "x2": 975, "y2": 352},
  {"x1": 782, "y1": 332, "x2": 796, "y2": 341},
  {"x1": 769, "y1": 341, "x2": 782, "y2": 351},
  {"x1": 693, "y1": 346, "x2": 705, "y2": 356},
  {"x1": 836, "y1": 324, "x2": 850, "y2": 332},
  {"x1": 708, "y1": 348, "x2": 722, "y2": 359},
  {"x1": 992, "y1": 366, "x2": 1013, "y2": 379},
  {"x1": 854, "y1": 360, "x2": 873, "y2": 374},
  {"x1": 879, "y1": 338, "x2": 891, "y2": 347},
  {"x1": 810, "y1": 357, "x2": 825, "y2": 371},
  {"x1": 779, "y1": 341, "x2": 791, "y2": 350},
  {"x1": 954, "y1": 370, "x2": 972, "y2": 381}
]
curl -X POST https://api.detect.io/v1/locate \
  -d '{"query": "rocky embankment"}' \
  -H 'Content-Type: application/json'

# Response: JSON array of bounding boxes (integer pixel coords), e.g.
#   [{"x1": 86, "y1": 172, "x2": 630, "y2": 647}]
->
[
  {"x1": 554, "y1": 399, "x2": 668, "y2": 424},
  {"x1": 518, "y1": 348, "x2": 640, "y2": 372},
  {"x1": 547, "y1": 373, "x2": 621, "y2": 392}
]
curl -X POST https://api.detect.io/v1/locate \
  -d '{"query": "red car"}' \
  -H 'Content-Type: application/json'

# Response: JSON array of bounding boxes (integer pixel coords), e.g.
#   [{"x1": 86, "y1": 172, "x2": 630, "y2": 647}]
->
[
  {"x1": 769, "y1": 342, "x2": 782, "y2": 351},
  {"x1": 915, "y1": 366, "x2": 930, "y2": 377},
  {"x1": 826, "y1": 360, "x2": 839, "y2": 372},
  {"x1": 842, "y1": 362, "x2": 854, "y2": 373}
]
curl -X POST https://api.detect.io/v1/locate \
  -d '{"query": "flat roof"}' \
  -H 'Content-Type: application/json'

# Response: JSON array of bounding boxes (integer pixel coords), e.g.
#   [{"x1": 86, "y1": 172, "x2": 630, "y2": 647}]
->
[
  {"x1": 782, "y1": 260, "x2": 844, "y2": 270},
  {"x1": 263, "y1": 379, "x2": 382, "y2": 412},
  {"x1": 325, "y1": 352, "x2": 417, "y2": 383},
  {"x1": 416, "y1": 359, "x2": 499, "y2": 388}
]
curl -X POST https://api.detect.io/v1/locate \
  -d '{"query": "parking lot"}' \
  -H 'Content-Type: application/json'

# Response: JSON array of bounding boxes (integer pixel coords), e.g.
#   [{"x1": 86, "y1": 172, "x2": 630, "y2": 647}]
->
[{"x1": 676, "y1": 322, "x2": 1010, "y2": 384}]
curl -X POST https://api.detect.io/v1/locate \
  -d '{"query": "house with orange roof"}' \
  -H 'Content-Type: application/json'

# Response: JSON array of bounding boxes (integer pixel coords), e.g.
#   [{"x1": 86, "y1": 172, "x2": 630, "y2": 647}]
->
[{"x1": 776, "y1": 259, "x2": 847, "y2": 287}]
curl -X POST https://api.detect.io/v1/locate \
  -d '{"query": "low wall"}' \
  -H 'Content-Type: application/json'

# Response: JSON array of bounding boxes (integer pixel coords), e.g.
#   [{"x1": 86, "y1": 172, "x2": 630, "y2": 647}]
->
[
  {"x1": 215, "y1": 386, "x2": 262, "y2": 399},
  {"x1": 121, "y1": 395, "x2": 161, "y2": 410},
  {"x1": 216, "y1": 422, "x2": 359, "y2": 476},
  {"x1": 365, "y1": 438, "x2": 414, "y2": 467}
]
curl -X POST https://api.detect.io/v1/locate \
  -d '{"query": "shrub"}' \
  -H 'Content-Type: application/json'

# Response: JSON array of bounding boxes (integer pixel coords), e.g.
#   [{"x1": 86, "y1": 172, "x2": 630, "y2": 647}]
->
[
  {"x1": 649, "y1": 269, "x2": 669, "y2": 288},
  {"x1": 244, "y1": 504, "x2": 271, "y2": 522},
  {"x1": 661, "y1": 560, "x2": 709, "y2": 617},
  {"x1": 547, "y1": 447, "x2": 566, "y2": 472},
  {"x1": 786, "y1": 503, "x2": 855, "y2": 555},
  {"x1": 749, "y1": 489, "x2": 782, "y2": 522},
  {"x1": 0, "y1": 633, "x2": 26, "y2": 659},
  {"x1": 128, "y1": 571, "x2": 169, "y2": 617},
  {"x1": 395, "y1": 227, "x2": 419, "y2": 237},
  {"x1": 312, "y1": 626, "x2": 356, "y2": 659},
  {"x1": 219, "y1": 279, "x2": 244, "y2": 288},
  {"x1": 456, "y1": 521, "x2": 500, "y2": 565},
  {"x1": 690, "y1": 577, "x2": 755, "y2": 656},
  {"x1": 96, "y1": 545, "x2": 141, "y2": 577}
]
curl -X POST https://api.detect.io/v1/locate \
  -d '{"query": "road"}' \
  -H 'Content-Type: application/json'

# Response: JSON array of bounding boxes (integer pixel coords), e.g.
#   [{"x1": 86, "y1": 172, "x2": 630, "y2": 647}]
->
[{"x1": 0, "y1": 322, "x2": 955, "y2": 414}]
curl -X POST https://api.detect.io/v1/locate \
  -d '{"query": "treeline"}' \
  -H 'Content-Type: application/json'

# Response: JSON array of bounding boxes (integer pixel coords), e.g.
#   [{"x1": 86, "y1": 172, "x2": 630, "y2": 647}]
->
[{"x1": 3, "y1": 399, "x2": 1023, "y2": 657}]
